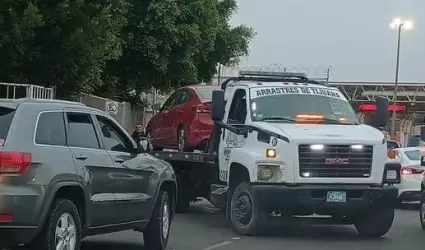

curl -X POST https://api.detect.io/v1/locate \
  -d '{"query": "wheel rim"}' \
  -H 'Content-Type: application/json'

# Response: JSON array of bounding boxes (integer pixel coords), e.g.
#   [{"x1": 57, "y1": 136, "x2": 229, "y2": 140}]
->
[
  {"x1": 55, "y1": 213, "x2": 77, "y2": 250},
  {"x1": 421, "y1": 202, "x2": 425, "y2": 225},
  {"x1": 162, "y1": 199, "x2": 170, "y2": 239},
  {"x1": 178, "y1": 128, "x2": 185, "y2": 152},
  {"x1": 233, "y1": 193, "x2": 253, "y2": 226}
]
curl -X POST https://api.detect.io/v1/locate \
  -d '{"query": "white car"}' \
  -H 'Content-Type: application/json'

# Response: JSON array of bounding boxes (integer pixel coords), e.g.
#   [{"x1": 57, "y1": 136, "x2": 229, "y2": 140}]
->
[{"x1": 393, "y1": 147, "x2": 425, "y2": 202}]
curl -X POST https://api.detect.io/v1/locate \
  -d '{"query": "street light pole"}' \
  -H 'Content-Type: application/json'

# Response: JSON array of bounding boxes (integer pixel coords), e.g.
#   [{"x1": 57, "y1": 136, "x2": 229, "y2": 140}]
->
[
  {"x1": 389, "y1": 18, "x2": 413, "y2": 137},
  {"x1": 390, "y1": 24, "x2": 402, "y2": 137}
]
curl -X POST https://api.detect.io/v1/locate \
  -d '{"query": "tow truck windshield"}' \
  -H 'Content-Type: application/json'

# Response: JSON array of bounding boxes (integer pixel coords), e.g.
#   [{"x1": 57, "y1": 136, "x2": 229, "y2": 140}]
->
[{"x1": 249, "y1": 86, "x2": 359, "y2": 125}]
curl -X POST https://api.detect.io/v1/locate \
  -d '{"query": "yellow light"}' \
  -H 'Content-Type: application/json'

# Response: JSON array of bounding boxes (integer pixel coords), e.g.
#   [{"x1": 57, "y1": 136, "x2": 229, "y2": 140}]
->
[
  {"x1": 296, "y1": 114, "x2": 324, "y2": 119},
  {"x1": 266, "y1": 149, "x2": 276, "y2": 158}
]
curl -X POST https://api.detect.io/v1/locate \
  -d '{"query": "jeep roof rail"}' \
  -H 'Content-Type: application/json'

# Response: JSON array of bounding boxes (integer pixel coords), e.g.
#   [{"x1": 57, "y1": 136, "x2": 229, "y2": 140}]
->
[{"x1": 220, "y1": 70, "x2": 324, "y2": 90}]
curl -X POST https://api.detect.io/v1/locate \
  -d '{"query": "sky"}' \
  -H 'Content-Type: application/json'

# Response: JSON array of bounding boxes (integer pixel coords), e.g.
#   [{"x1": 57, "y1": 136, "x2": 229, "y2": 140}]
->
[{"x1": 230, "y1": 0, "x2": 425, "y2": 82}]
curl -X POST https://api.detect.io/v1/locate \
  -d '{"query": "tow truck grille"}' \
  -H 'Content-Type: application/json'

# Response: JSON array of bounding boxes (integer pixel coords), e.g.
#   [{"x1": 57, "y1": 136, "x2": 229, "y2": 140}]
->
[{"x1": 298, "y1": 144, "x2": 373, "y2": 178}]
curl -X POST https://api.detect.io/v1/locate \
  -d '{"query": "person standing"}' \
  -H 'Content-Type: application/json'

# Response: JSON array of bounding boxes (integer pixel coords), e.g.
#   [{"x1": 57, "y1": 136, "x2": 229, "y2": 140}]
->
[{"x1": 132, "y1": 123, "x2": 146, "y2": 142}]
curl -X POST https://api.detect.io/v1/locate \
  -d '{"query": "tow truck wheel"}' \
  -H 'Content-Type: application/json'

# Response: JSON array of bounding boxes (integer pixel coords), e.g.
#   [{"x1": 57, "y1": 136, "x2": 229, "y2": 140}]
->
[
  {"x1": 176, "y1": 173, "x2": 191, "y2": 213},
  {"x1": 177, "y1": 126, "x2": 187, "y2": 152},
  {"x1": 420, "y1": 191, "x2": 425, "y2": 230},
  {"x1": 354, "y1": 206, "x2": 395, "y2": 237},
  {"x1": 230, "y1": 182, "x2": 266, "y2": 236}
]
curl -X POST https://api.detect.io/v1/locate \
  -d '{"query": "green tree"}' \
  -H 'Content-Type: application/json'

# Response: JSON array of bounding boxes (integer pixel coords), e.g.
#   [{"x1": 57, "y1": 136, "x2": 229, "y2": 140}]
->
[
  {"x1": 100, "y1": 0, "x2": 255, "y2": 103},
  {"x1": 0, "y1": 0, "x2": 129, "y2": 98},
  {"x1": 0, "y1": 0, "x2": 254, "y2": 101}
]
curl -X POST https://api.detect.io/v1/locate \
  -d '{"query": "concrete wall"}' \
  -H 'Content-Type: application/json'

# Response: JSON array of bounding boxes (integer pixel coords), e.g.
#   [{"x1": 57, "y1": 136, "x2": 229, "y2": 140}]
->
[{"x1": 77, "y1": 94, "x2": 145, "y2": 133}]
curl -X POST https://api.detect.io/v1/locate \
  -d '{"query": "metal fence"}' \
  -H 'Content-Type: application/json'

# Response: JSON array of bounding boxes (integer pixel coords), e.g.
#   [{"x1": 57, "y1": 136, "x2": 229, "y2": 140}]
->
[{"x1": 0, "y1": 82, "x2": 54, "y2": 99}]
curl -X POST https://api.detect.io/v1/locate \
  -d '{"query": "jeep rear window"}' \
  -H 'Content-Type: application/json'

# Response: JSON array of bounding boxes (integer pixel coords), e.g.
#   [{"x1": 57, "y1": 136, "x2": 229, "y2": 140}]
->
[{"x1": 0, "y1": 107, "x2": 16, "y2": 141}]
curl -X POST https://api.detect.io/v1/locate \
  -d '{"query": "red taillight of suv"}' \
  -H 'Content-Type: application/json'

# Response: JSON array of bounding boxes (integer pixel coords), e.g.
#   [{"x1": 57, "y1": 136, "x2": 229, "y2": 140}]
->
[
  {"x1": 192, "y1": 104, "x2": 211, "y2": 113},
  {"x1": 0, "y1": 152, "x2": 32, "y2": 175},
  {"x1": 401, "y1": 166, "x2": 424, "y2": 175}
]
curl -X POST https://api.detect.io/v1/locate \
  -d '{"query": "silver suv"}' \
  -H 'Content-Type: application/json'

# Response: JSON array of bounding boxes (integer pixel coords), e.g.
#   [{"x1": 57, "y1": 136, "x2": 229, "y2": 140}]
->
[{"x1": 0, "y1": 98, "x2": 177, "y2": 250}]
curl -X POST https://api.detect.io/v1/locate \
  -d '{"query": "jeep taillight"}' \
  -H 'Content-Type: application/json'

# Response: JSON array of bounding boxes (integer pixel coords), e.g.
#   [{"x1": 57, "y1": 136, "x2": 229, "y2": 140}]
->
[{"x1": 0, "y1": 152, "x2": 32, "y2": 175}]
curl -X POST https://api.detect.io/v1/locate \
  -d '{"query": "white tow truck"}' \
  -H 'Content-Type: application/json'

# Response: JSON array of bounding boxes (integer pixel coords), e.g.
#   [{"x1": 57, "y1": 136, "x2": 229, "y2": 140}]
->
[{"x1": 147, "y1": 71, "x2": 401, "y2": 237}]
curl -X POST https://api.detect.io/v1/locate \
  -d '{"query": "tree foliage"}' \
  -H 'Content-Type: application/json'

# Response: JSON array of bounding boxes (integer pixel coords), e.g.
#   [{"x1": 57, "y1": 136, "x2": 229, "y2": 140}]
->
[{"x1": 0, "y1": 0, "x2": 254, "y2": 101}]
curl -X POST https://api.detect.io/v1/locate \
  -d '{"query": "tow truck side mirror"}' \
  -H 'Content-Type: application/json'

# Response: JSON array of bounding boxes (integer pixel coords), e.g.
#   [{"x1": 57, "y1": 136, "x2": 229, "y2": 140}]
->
[
  {"x1": 373, "y1": 96, "x2": 389, "y2": 129},
  {"x1": 211, "y1": 90, "x2": 225, "y2": 121}
]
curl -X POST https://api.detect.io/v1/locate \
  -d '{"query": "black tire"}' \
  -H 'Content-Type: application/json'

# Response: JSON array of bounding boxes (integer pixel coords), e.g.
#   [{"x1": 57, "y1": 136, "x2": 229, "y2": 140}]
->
[
  {"x1": 177, "y1": 125, "x2": 187, "y2": 152},
  {"x1": 144, "y1": 189, "x2": 171, "y2": 250},
  {"x1": 29, "y1": 198, "x2": 82, "y2": 250},
  {"x1": 176, "y1": 173, "x2": 191, "y2": 213},
  {"x1": 354, "y1": 206, "x2": 395, "y2": 237},
  {"x1": 420, "y1": 191, "x2": 425, "y2": 231},
  {"x1": 230, "y1": 182, "x2": 267, "y2": 236}
]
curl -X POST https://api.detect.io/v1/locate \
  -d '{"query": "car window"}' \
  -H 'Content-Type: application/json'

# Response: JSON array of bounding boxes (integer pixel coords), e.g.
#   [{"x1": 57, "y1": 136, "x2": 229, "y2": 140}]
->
[
  {"x1": 404, "y1": 150, "x2": 421, "y2": 161},
  {"x1": 35, "y1": 112, "x2": 66, "y2": 146},
  {"x1": 387, "y1": 140, "x2": 400, "y2": 149},
  {"x1": 66, "y1": 113, "x2": 100, "y2": 149},
  {"x1": 227, "y1": 89, "x2": 247, "y2": 124},
  {"x1": 175, "y1": 89, "x2": 190, "y2": 106},
  {"x1": 161, "y1": 91, "x2": 180, "y2": 110},
  {"x1": 195, "y1": 88, "x2": 215, "y2": 100},
  {"x1": 0, "y1": 106, "x2": 16, "y2": 142},
  {"x1": 96, "y1": 115, "x2": 133, "y2": 153}
]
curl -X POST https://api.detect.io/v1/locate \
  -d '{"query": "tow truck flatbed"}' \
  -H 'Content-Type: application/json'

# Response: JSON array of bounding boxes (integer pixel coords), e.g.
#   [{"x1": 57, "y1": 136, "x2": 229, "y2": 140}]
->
[{"x1": 150, "y1": 150, "x2": 217, "y2": 164}]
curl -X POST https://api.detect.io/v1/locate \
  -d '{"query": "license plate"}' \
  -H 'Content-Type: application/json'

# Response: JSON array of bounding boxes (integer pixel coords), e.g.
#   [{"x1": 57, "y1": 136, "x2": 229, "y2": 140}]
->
[{"x1": 326, "y1": 191, "x2": 347, "y2": 203}]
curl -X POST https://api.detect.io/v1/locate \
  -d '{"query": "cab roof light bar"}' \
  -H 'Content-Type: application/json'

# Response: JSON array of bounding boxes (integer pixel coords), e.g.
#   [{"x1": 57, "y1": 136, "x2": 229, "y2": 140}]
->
[
  {"x1": 239, "y1": 70, "x2": 307, "y2": 78},
  {"x1": 220, "y1": 70, "x2": 324, "y2": 90}
]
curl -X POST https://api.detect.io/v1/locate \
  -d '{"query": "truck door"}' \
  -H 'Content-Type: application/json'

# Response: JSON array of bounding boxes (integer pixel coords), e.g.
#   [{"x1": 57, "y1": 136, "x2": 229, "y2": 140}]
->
[{"x1": 218, "y1": 88, "x2": 248, "y2": 182}]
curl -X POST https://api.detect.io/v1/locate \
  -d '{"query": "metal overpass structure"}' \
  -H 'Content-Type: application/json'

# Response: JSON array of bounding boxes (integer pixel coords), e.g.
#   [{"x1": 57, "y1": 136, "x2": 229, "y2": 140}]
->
[
  {"x1": 329, "y1": 81, "x2": 425, "y2": 104},
  {"x1": 329, "y1": 81, "x2": 425, "y2": 143}
]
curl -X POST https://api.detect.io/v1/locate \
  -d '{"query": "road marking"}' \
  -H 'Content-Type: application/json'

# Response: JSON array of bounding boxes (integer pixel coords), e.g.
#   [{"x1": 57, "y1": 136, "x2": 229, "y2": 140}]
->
[{"x1": 200, "y1": 240, "x2": 234, "y2": 250}]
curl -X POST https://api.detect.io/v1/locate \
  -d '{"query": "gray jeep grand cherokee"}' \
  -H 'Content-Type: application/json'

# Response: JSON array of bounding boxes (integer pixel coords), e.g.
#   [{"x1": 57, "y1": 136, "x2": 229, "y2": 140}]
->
[{"x1": 0, "y1": 98, "x2": 177, "y2": 250}]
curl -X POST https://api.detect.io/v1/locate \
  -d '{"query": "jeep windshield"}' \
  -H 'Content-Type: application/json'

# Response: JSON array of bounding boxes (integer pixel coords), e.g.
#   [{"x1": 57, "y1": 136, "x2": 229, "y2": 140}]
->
[{"x1": 249, "y1": 86, "x2": 359, "y2": 125}]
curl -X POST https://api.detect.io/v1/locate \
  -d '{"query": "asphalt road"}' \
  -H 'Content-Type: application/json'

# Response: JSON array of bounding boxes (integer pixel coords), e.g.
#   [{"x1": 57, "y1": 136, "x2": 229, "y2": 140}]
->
[{"x1": 82, "y1": 202, "x2": 425, "y2": 250}]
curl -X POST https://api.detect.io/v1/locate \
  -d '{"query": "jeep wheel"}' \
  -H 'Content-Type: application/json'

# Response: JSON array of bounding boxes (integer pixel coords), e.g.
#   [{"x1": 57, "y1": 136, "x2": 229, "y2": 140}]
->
[
  {"x1": 230, "y1": 182, "x2": 267, "y2": 236},
  {"x1": 420, "y1": 191, "x2": 425, "y2": 230},
  {"x1": 143, "y1": 188, "x2": 171, "y2": 250},
  {"x1": 30, "y1": 198, "x2": 82, "y2": 250},
  {"x1": 354, "y1": 206, "x2": 394, "y2": 237}
]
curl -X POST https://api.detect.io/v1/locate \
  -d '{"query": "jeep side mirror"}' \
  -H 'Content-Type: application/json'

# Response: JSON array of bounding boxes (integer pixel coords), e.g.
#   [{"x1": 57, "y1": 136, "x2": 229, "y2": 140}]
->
[
  {"x1": 373, "y1": 96, "x2": 389, "y2": 129},
  {"x1": 211, "y1": 90, "x2": 225, "y2": 121},
  {"x1": 421, "y1": 156, "x2": 425, "y2": 167}
]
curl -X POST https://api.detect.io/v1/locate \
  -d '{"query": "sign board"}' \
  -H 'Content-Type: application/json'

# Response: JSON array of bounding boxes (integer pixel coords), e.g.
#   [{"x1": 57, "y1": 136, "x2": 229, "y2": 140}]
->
[
  {"x1": 250, "y1": 86, "x2": 346, "y2": 101},
  {"x1": 105, "y1": 101, "x2": 119, "y2": 115}
]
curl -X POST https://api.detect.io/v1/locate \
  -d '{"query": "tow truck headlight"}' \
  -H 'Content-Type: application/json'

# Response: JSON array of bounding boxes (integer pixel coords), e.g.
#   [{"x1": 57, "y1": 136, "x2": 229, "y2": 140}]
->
[
  {"x1": 257, "y1": 164, "x2": 283, "y2": 182},
  {"x1": 310, "y1": 144, "x2": 324, "y2": 150}
]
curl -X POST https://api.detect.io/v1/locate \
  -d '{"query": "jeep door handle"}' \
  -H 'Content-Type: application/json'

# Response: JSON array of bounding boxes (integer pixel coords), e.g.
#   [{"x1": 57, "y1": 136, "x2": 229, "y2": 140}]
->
[
  {"x1": 75, "y1": 154, "x2": 88, "y2": 160},
  {"x1": 114, "y1": 157, "x2": 125, "y2": 163}
]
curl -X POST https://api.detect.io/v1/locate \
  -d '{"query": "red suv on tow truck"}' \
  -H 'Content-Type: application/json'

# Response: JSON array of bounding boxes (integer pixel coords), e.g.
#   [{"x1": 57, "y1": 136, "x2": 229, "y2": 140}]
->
[{"x1": 146, "y1": 85, "x2": 219, "y2": 151}]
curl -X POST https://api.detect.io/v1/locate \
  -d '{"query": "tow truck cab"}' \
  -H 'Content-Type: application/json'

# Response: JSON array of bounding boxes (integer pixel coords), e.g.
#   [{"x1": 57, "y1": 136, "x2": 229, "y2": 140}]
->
[{"x1": 208, "y1": 71, "x2": 401, "y2": 237}]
